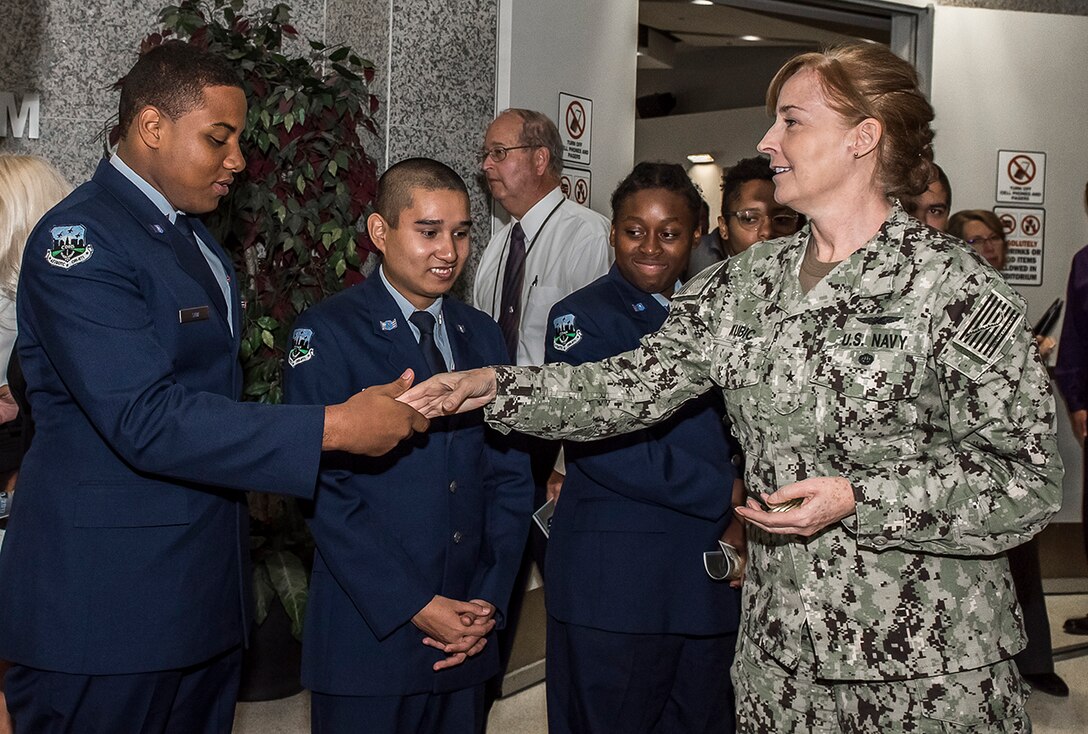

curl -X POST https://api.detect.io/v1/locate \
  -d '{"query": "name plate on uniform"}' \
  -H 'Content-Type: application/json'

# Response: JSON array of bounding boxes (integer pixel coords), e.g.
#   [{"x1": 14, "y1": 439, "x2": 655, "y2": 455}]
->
[{"x1": 178, "y1": 305, "x2": 210, "y2": 323}]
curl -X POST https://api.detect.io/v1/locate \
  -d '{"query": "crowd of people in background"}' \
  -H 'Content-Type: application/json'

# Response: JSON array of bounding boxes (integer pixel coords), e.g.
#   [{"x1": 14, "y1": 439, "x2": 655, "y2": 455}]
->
[{"x1": 0, "y1": 35, "x2": 1085, "y2": 734}]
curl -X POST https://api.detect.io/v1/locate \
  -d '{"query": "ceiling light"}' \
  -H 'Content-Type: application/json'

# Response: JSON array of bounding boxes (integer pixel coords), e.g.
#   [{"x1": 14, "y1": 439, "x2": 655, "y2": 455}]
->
[
  {"x1": 740, "y1": 35, "x2": 763, "y2": 42},
  {"x1": 691, "y1": 1, "x2": 715, "y2": 5},
  {"x1": 687, "y1": 153, "x2": 715, "y2": 164}
]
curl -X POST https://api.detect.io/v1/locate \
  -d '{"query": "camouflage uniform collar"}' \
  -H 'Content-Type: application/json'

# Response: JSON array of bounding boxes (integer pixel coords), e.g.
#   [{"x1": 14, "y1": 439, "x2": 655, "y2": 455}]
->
[{"x1": 760, "y1": 202, "x2": 912, "y2": 314}]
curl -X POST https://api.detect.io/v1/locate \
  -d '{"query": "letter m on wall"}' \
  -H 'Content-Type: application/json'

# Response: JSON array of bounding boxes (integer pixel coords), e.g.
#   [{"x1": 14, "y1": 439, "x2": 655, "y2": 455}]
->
[{"x1": 1, "y1": 91, "x2": 41, "y2": 139}]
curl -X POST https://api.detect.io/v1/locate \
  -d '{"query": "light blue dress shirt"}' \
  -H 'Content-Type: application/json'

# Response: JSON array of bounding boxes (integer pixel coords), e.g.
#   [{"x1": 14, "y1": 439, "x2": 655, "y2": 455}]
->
[{"x1": 378, "y1": 265, "x2": 454, "y2": 370}]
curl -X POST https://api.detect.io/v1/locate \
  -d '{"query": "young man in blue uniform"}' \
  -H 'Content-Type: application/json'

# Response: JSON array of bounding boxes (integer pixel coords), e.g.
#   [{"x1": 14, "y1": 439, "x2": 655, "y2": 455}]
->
[
  {"x1": 0, "y1": 42, "x2": 426, "y2": 733},
  {"x1": 284, "y1": 158, "x2": 534, "y2": 734},
  {"x1": 543, "y1": 162, "x2": 742, "y2": 733}
]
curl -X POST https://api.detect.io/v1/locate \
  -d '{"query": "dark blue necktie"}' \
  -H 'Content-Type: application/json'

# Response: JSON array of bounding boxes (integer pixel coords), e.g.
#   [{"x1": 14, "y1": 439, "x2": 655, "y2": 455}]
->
[
  {"x1": 173, "y1": 214, "x2": 224, "y2": 310},
  {"x1": 497, "y1": 222, "x2": 526, "y2": 361},
  {"x1": 409, "y1": 310, "x2": 446, "y2": 376}
]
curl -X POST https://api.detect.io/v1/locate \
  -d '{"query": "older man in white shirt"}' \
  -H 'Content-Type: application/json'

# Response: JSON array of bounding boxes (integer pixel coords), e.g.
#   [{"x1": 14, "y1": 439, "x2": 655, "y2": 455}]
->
[
  {"x1": 474, "y1": 108, "x2": 610, "y2": 367},
  {"x1": 472, "y1": 108, "x2": 610, "y2": 712}
]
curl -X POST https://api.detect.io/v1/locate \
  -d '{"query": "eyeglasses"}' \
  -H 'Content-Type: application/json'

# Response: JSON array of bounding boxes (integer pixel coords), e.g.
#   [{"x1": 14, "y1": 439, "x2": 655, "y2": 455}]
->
[
  {"x1": 964, "y1": 235, "x2": 1005, "y2": 249},
  {"x1": 477, "y1": 145, "x2": 538, "y2": 163},
  {"x1": 724, "y1": 209, "x2": 800, "y2": 233}
]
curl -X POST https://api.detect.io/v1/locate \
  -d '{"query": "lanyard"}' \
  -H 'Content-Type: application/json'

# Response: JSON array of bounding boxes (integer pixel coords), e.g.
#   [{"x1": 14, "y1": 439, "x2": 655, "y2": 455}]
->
[{"x1": 489, "y1": 198, "x2": 566, "y2": 316}]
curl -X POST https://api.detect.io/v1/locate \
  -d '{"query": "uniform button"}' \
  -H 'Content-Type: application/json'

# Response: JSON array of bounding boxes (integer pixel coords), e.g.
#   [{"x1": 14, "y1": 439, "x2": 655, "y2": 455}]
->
[
  {"x1": 452, "y1": 531, "x2": 463, "y2": 544},
  {"x1": 858, "y1": 353, "x2": 874, "y2": 365},
  {"x1": 449, "y1": 480, "x2": 457, "y2": 493},
  {"x1": 872, "y1": 535, "x2": 888, "y2": 548}
]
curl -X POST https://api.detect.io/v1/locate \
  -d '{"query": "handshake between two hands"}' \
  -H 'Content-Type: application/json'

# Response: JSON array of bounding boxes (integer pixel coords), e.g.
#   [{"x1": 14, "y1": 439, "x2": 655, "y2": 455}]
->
[
  {"x1": 412, "y1": 595, "x2": 497, "y2": 672},
  {"x1": 324, "y1": 367, "x2": 500, "y2": 457}
]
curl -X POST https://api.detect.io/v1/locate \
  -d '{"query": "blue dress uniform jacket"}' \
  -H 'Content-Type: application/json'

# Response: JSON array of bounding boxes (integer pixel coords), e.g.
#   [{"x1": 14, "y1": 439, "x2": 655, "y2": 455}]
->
[
  {"x1": 543, "y1": 265, "x2": 740, "y2": 635},
  {"x1": 0, "y1": 160, "x2": 326, "y2": 675},
  {"x1": 283, "y1": 273, "x2": 533, "y2": 697}
]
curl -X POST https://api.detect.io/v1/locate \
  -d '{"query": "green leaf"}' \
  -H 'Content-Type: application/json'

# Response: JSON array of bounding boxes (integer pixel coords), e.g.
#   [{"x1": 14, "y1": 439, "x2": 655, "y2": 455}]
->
[
  {"x1": 329, "y1": 46, "x2": 349, "y2": 62},
  {"x1": 283, "y1": 111, "x2": 294, "y2": 132},
  {"x1": 261, "y1": 329, "x2": 275, "y2": 348},
  {"x1": 264, "y1": 550, "x2": 309, "y2": 640},
  {"x1": 256, "y1": 316, "x2": 278, "y2": 330},
  {"x1": 252, "y1": 562, "x2": 275, "y2": 627},
  {"x1": 243, "y1": 380, "x2": 270, "y2": 397}
]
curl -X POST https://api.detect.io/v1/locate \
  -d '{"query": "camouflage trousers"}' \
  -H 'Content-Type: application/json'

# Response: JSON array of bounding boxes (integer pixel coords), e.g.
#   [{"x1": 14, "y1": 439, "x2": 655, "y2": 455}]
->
[{"x1": 733, "y1": 631, "x2": 1030, "y2": 733}]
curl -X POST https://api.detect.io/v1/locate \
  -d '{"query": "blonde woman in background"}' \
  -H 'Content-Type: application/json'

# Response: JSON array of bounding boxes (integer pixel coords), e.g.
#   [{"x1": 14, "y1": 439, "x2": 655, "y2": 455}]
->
[
  {"x1": 0, "y1": 154, "x2": 70, "y2": 734},
  {"x1": 0, "y1": 156, "x2": 71, "y2": 427}
]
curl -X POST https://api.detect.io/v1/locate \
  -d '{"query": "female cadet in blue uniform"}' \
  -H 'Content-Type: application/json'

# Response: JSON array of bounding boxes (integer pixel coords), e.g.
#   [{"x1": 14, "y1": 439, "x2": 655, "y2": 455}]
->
[
  {"x1": 542, "y1": 162, "x2": 742, "y2": 734},
  {"x1": 0, "y1": 42, "x2": 425, "y2": 733},
  {"x1": 283, "y1": 158, "x2": 533, "y2": 734}
]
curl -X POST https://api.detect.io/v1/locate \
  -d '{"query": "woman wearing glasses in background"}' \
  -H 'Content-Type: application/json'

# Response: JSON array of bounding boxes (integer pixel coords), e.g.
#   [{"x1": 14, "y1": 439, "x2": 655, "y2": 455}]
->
[
  {"x1": 687, "y1": 155, "x2": 803, "y2": 276},
  {"x1": 949, "y1": 209, "x2": 1008, "y2": 271}
]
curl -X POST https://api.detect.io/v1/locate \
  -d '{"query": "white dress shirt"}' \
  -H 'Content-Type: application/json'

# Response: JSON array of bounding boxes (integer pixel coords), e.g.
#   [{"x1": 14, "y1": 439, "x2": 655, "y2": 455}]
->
[{"x1": 473, "y1": 187, "x2": 611, "y2": 366}]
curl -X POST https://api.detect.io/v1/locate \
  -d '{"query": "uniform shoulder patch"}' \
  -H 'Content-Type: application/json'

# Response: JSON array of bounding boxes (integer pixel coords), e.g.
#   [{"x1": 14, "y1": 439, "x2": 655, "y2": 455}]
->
[
  {"x1": 47, "y1": 225, "x2": 94, "y2": 269},
  {"x1": 947, "y1": 288, "x2": 1023, "y2": 373},
  {"x1": 287, "y1": 327, "x2": 315, "y2": 367},
  {"x1": 674, "y1": 259, "x2": 728, "y2": 301},
  {"x1": 552, "y1": 313, "x2": 583, "y2": 352}
]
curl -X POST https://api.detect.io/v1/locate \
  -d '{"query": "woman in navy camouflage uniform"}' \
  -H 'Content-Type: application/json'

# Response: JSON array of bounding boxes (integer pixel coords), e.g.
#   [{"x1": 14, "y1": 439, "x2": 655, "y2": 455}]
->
[{"x1": 404, "y1": 44, "x2": 1060, "y2": 733}]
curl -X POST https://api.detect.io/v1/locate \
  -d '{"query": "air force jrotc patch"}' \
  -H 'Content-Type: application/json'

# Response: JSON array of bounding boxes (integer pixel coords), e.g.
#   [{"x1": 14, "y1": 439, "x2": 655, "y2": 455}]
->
[
  {"x1": 380, "y1": 319, "x2": 397, "y2": 331},
  {"x1": 552, "y1": 313, "x2": 582, "y2": 352},
  {"x1": 47, "y1": 225, "x2": 94, "y2": 269},
  {"x1": 287, "y1": 328, "x2": 315, "y2": 367}
]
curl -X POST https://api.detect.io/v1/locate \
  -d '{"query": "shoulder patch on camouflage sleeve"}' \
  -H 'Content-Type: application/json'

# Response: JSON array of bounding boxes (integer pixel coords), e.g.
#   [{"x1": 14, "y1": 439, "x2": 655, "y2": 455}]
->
[
  {"x1": 674, "y1": 259, "x2": 728, "y2": 302},
  {"x1": 552, "y1": 313, "x2": 583, "y2": 352},
  {"x1": 942, "y1": 288, "x2": 1024, "y2": 380},
  {"x1": 287, "y1": 327, "x2": 315, "y2": 367}
]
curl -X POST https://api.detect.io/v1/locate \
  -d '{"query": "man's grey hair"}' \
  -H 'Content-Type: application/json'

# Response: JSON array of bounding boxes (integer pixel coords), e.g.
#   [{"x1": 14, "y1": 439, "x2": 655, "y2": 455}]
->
[{"x1": 501, "y1": 108, "x2": 564, "y2": 179}]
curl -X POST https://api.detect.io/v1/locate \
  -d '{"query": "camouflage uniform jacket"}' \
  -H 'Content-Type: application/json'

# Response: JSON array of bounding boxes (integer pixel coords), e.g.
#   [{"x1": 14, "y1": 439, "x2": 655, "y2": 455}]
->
[{"x1": 487, "y1": 203, "x2": 1063, "y2": 680}]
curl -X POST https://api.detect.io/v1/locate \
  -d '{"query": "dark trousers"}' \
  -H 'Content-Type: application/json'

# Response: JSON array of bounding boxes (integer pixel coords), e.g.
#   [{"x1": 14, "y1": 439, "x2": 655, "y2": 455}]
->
[
  {"x1": 1008, "y1": 536, "x2": 1056, "y2": 675},
  {"x1": 5, "y1": 646, "x2": 241, "y2": 734},
  {"x1": 311, "y1": 685, "x2": 486, "y2": 734},
  {"x1": 546, "y1": 615, "x2": 737, "y2": 734},
  {"x1": 485, "y1": 437, "x2": 558, "y2": 710}
]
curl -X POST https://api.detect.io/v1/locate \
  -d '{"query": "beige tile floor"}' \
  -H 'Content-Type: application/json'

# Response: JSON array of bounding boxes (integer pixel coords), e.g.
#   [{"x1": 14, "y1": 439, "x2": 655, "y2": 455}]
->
[{"x1": 235, "y1": 593, "x2": 1088, "y2": 733}]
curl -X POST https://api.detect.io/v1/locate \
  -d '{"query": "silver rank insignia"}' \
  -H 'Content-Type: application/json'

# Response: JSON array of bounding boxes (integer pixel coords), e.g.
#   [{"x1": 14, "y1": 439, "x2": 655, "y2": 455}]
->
[
  {"x1": 46, "y1": 225, "x2": 94, "y2": 269},
  {"x1": 287, "y1": 328, "x2": 315, "y2": 367},
  {"x1": 552, "y1": 313, "x2": 582, "y2": 352}
]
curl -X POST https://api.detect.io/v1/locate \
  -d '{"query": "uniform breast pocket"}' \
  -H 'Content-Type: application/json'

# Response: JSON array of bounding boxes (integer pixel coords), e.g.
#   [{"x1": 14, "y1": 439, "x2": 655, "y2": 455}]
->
[
  {"x1": 811, "y1": 347, "x2": 924, "y2": 460},
  {"x1": 711, "y1": 336, "x2": 768, "y2": 391}
]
